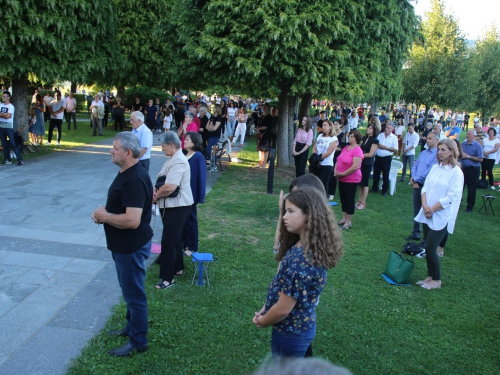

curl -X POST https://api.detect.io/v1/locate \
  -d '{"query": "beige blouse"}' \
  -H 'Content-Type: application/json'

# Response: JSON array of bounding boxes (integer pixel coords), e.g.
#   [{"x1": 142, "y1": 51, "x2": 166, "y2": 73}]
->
[{"x1": 157, "y1": 150, "x2": 194, "y2": 208}]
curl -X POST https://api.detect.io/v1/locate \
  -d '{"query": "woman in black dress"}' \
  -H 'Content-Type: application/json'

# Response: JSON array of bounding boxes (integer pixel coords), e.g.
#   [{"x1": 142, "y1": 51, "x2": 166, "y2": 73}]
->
[
  {"x1": 356, "y1": 123, "x2": 379, "y2": 209},
  {"x1": 256, "y1": 103, "x2": 272, "y2": 168}
]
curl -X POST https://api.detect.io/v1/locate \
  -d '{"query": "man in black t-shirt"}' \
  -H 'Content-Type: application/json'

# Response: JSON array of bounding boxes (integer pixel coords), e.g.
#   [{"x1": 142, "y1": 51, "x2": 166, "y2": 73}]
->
[{"x1": 92, "y1": 132, "x2": 153, "y2": 357}]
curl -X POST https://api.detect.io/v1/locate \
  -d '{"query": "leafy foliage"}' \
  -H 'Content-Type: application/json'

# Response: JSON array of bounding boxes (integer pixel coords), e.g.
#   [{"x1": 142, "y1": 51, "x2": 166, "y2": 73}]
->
[{"x1": 402, "y1": 0, "x2": 477, "y2": 111}]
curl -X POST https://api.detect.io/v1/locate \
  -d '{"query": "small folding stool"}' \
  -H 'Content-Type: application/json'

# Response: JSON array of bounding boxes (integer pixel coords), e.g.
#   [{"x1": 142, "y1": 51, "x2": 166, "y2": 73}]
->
[
  {"x1": 478, "y1": 195, "x2": 495, "y2": 216},
  {"x1": 191, "y1": 253, "x2": 215, "y2": 287}
]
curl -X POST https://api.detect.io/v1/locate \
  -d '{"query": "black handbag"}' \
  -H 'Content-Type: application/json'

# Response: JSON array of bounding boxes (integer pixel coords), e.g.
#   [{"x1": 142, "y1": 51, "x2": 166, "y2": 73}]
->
[
  {"x1": 155, "y1": 175, "x2": 181, "y2": 198},
  {"x1": 402, "y1": 242, "x2": 425, "y2": 256}
]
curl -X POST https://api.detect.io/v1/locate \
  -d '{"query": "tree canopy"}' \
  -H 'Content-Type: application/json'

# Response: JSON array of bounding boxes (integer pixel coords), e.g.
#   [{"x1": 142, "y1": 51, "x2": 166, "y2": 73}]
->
[{"x1": 402, "y1": 0, "x2": 476, "y2": 113}]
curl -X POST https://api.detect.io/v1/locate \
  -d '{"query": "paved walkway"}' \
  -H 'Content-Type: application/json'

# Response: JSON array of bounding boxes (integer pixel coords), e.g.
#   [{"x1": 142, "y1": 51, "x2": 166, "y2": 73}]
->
[{"x1": 0, "y1": 135, "x2": 230, "y2": 375}]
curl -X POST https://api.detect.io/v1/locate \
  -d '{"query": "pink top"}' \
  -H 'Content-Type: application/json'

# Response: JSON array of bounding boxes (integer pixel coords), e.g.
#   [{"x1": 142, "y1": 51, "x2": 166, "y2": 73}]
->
[
  {"x1": 293, "y1": 128, "x2": 313, "y2": 146},
  {"x1": 336, "y1": 145, "x2": 364, "y2": 183},
  {"x1": 181, "y1": 121, "x2": 200, "y2": 148}
]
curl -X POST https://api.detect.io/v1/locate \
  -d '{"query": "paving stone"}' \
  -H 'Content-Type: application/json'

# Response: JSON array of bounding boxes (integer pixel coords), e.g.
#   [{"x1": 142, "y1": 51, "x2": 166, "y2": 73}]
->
[
  {"x1": 0, "y1": 250, "x2": 73, "y2": 271},
  {"x1": 0, "y1": 325, "x2": 94, "y2": 375},
  {"x1": 0, "y1": 265, "x2": 30, "y2": 290},
  {"x1": 0, "y1": 323, "x2": 38, "y2": 368},
  {"x1": 62, "y1": 258, "x2": 106, "y2": 275}
]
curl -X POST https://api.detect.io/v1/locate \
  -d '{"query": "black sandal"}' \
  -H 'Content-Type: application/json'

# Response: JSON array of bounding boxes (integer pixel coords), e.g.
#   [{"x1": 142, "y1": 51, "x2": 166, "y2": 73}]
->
[{"x1": 155, "y1": 280, "x2": 175, "y2": 289}]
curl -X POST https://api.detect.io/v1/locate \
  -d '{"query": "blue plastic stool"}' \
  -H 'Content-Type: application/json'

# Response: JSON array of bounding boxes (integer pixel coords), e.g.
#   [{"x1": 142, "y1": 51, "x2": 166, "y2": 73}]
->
[{"x1": 191, "y1": 253, "x2": 214, "y2": 287}]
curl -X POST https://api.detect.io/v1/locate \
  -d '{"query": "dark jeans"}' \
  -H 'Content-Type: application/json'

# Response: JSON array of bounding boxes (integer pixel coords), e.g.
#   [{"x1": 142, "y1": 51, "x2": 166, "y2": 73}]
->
[
  {"x1": 481, "y1": 159, "x2": 495, "y2": 187},
  {"x1": 145, "y1": 119, "x2": 155, "y2": 131},
  {"x1": 313, "y1": 165, "x2": 333, "y2": 197},
  {"x1": 112, "y1": 240, "x2": 151, "y2": 349},
  {"x1": 65, "y1": 111, "x2": 77, "y2": 129},
  {"x1": 159, "y1": 206, "x2": 192, "y2": 282},
  {"x1": 271, "y1": 325, "x2": 316, "y2": 358},
  {"x1": 372, "y1": 155, "x2": 392, "y2": 193},
  {"x1": 139, "y1": 159, "x2": 150, "y2": 172},
  {"x1": 103, "y1": 111, "x2": 109, "y2": 127},
  {"x1": 182, "y1": 204, "x2": 199, "y2": 252},
  {"x1": 339, "y1": 181, "x2": 358, "y2": 215},
  {"x1": 412, "y1": 184, "x2": 423, "y2": 238},
  {"x1": 206, "y1": 137, "x2": 220, "y2": 165},
  {"x1": 401, "y1": 154, "x2": 414, "y2": 180},
  {"x1": 44, "y1": 107, "x2": 51, "y2": 122},
  {"x1": 114, "y1": 114, "x2": 125, "y2": 131},
  {"x1": 423, "y1": 224, "x2": 447, "y2": 280},
  {"x1": 48, "y1": 119, "x2": 62, "y2": 143},
  {"x1": 463, "y1": 166, "x2": 480, "y2": 211},
  {"x1": 293, "y1": 143, "x2": 308, "y2": 177},
  {"x1": 0, "y1": 127, "x2": 23, "y2": 162}
]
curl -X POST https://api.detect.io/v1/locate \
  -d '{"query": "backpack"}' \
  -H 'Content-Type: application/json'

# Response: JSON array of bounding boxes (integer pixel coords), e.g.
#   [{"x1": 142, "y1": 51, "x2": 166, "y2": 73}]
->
[{"x1": 402, "y1": 242, "x2": 425, "y2": 257}]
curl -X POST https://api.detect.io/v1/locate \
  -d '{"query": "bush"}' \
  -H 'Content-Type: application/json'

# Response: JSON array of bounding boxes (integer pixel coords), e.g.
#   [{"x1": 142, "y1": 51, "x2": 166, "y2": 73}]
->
[{"x1": 123, "y1": 87, "x2": 173, "y2": 110}]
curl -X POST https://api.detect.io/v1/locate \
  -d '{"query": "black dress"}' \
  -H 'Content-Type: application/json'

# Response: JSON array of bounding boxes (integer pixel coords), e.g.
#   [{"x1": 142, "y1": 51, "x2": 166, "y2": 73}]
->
[{"x1": 257, "y1": 114, "x2": 273, "y2": 151}]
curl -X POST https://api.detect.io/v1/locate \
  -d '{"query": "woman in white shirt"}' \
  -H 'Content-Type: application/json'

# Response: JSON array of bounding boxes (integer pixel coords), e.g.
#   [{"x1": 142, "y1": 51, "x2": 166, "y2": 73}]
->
[
  {"x1": 415, "y1": 138, "x2": 464, "y2": 290},
  {"x1": 311, "y1": 120, "x2": 338, "y2": 196},
  {"x1": 226, "y1": 101, "x2": 238, "y2": 138},
  {"x1": 481, "y1": 127, "x2": 500, "y2": 189}
]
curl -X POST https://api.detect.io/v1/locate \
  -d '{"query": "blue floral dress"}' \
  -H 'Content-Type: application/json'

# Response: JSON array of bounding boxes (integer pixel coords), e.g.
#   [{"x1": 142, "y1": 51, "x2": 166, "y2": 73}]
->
[{"x1": 264, "y1": 245, "x2": 328, "y2": 334}]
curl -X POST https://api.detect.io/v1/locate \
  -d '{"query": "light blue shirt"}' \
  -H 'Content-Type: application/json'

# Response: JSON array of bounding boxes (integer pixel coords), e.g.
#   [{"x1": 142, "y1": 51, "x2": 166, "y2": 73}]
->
[
  {"x1": 132, "y1": 124, "x2": 153, "y2": 160},
  {"x1": 411, "y1": 147, "x2": 437, "y2": 184}
]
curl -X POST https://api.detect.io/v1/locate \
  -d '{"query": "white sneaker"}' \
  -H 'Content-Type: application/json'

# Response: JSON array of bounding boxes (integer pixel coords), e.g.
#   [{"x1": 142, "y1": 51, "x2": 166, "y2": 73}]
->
[
  {"x1": 56, "y1": 142, "x2": 60, "y2": 145},
  {"x1": 33, "y1": 142, "x2": 38, "y2": 146},
  {"x1": 491, "y1": 186, "x2": 496, "y2": 190},
  {"x1": 46, "y1": 142, "x2": 51, "y2": 145},
  {"x1": 329, "y1": 195, "x2": 334, "y2": 200}
]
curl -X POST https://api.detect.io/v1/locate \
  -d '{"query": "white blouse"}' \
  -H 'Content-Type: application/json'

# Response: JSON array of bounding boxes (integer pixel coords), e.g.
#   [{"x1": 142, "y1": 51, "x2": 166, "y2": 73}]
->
[
  {"x1": 414, "y1": 163, "x2": 464, "y2": 233},
  {"x1": 483, "y1": 137, "x2": 499, "y2": 160},
  {"x1": 315, "y1": 135, "x2": 338, "y2": 166}
]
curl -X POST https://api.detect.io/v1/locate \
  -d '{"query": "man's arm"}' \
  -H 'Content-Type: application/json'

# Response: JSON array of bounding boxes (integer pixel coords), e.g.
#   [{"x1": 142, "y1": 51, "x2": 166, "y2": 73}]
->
[{"x1": 92, "y1": 206, "x2": 142, "y2": 229}]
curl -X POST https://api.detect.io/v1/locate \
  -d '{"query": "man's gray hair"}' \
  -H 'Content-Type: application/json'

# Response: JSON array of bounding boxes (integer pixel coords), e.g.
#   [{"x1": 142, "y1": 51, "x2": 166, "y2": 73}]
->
[
  {"x1": 185, "y1": 111, "x2": 194, "y2": 120},
  {"x1": 429, "y1": 130, "x2": 440, "y2": 139},
  {"x1": 115, "y1": 132, "x2": 141, "y2": 158},
  {"x1": 159, "y1": 130, "x2": 181, "y2": 149},
  {"x1": 132, "y1": 111, "x2": 144, "y2": 123}
]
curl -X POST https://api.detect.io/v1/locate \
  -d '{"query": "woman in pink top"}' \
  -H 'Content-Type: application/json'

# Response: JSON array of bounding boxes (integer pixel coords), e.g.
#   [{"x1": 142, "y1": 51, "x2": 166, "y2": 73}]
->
[
  {"x1": 292, "y1": 116, "x2": 313, "y2": 177},
  {"x1": 177, "y1": 111, "x2": 199, "y2": 149},
  {"x1": 334, "y1": 129, "x2": 364, "y2": 230}
]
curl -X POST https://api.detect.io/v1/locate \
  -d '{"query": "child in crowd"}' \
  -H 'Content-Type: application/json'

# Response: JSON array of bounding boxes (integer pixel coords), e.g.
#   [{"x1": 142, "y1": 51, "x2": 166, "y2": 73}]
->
[
  {"x1": 28, "y1": 108, "x2": 36, "y2": 144},
  {"x1": 253, "y1": 187, "x2": 343, "y2": 358},
  {"x1": 163, "y1": 108, "x2": 172, "y2": 131}
]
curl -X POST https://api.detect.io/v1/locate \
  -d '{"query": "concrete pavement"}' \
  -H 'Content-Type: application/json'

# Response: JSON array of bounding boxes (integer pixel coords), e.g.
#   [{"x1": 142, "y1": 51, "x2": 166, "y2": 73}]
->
[{"x1": 0, "y1": 134, "x2": 227, "y2": 375}]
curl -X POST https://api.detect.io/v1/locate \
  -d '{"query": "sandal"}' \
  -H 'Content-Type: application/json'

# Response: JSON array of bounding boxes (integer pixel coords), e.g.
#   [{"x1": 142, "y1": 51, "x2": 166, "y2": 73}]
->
[
  {"x1": 337, "y1": 221, "x2": 346, "y2": 226},
  {"x1": 356, "y1": 202, "x2": 366, "y2": 210},
  {"x1": 155, "y1": 280, "x2": 175, "y2": 289},
  {"x1": 341, "y1": 224, "x2": 352, "y2": 231}
]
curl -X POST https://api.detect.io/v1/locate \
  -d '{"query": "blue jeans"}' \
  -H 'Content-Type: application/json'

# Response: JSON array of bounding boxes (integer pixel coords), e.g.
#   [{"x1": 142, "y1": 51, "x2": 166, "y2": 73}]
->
[
  {"x1": 271, "y1": 326, "x2": 316, "y2": 358},
  {"x1": 401, "y1": 154, "x2": 414, "y2": 180},
  {"x1": 226, "y1": 119, "x2": 236, "y2": 137},
  {"x1": 112, "y1": 240, "x2": 151, "y2": 349},
  {"x1": 0, "y1": 127, "x2": 23, "y2": 162}
]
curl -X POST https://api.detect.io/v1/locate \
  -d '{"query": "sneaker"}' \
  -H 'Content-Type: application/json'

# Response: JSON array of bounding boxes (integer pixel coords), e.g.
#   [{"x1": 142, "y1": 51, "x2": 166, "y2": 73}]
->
[
  {"x1": 329, "y1": 195, "x2": 334, "y2": 200},
  {"x1": 56, "y1": 142, "x2": 60, "y2": 145},
  {"x1": 33, "y1": 142, "x2": 38, "y2": 146},
  {"x1": 491, "y1": 186, "x2": 496, "y2": 190},
  {"x1": 46, "y1": 142, "x2": 52, "y2": 145},
  {"x1": 3, "y1": 160, "x2": 12, "y2": 165},
  {"x1": 17, "y1": 161, "x2": 24, "y2": 166}
]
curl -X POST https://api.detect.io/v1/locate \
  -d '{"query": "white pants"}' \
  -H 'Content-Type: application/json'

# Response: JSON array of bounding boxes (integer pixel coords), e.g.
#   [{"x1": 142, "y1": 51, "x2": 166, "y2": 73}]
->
[{"x1": 232, "y1": 123, "x2": 246, "y2": 145}]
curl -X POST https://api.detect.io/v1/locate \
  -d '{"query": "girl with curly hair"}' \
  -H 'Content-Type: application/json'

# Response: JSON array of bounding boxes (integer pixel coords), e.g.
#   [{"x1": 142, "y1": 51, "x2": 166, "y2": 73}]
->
[{"x1": 253, "y1": 188, "x2": 343, "y2": 358}]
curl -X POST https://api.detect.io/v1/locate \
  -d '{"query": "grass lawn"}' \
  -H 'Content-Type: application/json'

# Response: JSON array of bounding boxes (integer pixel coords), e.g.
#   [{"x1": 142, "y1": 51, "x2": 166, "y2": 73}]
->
[{"x1": 66, "y1": 136, "x2": 499, "y2": 375}]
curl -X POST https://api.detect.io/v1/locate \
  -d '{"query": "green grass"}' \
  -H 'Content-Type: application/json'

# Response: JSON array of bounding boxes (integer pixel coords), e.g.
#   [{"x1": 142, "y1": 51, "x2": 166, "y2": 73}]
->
[{"x1": 66, "y1": 137, "x2": 500, "y2": 375}]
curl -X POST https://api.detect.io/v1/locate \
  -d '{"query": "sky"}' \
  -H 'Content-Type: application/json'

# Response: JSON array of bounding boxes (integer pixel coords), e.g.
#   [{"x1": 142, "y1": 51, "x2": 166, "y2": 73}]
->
[{"x1": 412, "y1": 0, "x2": 500, "y2": 40}]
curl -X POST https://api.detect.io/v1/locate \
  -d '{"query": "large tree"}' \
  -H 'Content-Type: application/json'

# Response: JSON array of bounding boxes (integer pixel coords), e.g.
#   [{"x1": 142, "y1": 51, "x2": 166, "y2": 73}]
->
[
  {"x1": 0, "y1": 0, "x2": 117, "y2": 134},
  {"x1": 471, "y1": 27, "x2": 500, "y2": 123},
  {"x1": 402, "y1": 0, "x2": 477, "y2": 118},
  {"x1": 168, "y1": 0, "x2": 418, "y2": 167}
]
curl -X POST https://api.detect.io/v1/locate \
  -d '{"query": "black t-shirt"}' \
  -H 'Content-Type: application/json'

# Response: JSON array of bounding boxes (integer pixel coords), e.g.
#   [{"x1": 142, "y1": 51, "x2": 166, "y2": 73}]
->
[
  {"x1": 104, "y1": 163, "x2": 153, "y2": 254},
  {"x1": 133, "y1": 103, "x2": 143, "y2": 112},
  {"x1": 199, "y1": 116, "x2": 209, "y2": 134},
  {"x1": 209, "y1": 115, "x2": 223, "y2": 138},
  {"x1": 360, "y1": 135, "x2": 379, "y2": 165}
]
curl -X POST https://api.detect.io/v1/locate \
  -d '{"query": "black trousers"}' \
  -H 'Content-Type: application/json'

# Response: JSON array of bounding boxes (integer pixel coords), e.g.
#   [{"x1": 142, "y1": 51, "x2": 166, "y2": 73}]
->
[
  {"x1": 372, "y1": 155, "x2": 392, "y2": 193},
  {"x1": 481, "y1": 159, "x2": 495, "y2": 187},
  {"x1": 48, "y1": 119, "x2": 62, "y2": 143},
  {"x1": 339, "y1": 181, "x2": 358, "y2": 215},
  {"x1": 423, "y1": 224, "x2": 448, "y2": 280},
  {"x1": 65, "y1": 112, "x2": 77, "y2": 129},
  {"x1": 412, "y1": 183, "x2": 423, "y2": 238},
  {"x1": 312, "y1": 165, "x2": 333, "y2": 197},
  {"x1": 463, "y1": 166, "x2": 480, "y2": 211},
  {"x1": 114, "y1": 114, "x2": 125, "y2": 131},
  {"x1": 159, "y1": 206, "x2": 192, "y2": 282},
  {"x1": 293, "y1": 143, "x2": 308, "y2": 177},
  {"x1": 182, "y1": 204, "x2": 199, "y2": 252}
]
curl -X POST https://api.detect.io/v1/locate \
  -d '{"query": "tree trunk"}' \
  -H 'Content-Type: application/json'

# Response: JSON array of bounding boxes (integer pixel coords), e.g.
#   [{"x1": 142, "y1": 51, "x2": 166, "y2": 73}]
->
[
  {"x1": 371, "y1": 98, "x2": 379, "y2": 114},
  {"x1": 117, "y1": 86, "x2": 126, "y2": 99},
  {"x1": 287, "y1": 95, "x2": 297, "y2": 166},
  {"x1": 277, "y1": 84, "x2": 291, "y2": 168},
  {"x1": 12, "y1": 76, "x2": 29, "y2": 141},
  {"x1": 298, "y1": 93, "x2": 312, "y2": 120},
  {"x1": 70, "y1": 82, "x2": 77, "y2": 94}
]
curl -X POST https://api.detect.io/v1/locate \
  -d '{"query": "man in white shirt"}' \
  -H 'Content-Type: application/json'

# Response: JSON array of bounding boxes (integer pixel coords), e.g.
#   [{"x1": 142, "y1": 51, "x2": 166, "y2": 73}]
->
[
  {"x1": 400, "y1": 123, "x2": 420, "y2": 181},
  {"x1": 90, "y1": 94, "x2": 104, "y2": 136},
  {"x1": 47, "y1": 91, "x2": 66, "y2": 145},
  {"x1": 130, "y1": 111, "x2": 153, "y2": 172},
  {"x1": 65, "y1": 93, "x2": 77, "y2": 130},
  {"x1": 43, "y1": 91, "x2": 53, "y2": 123},
  {"x1": 0, "y1": 91, "x2": 24, "y2": 165},
  {"x1": 371, "y1": 123, "x2": 398, "y2": 196},
  {"x1": 347, "y1": 111, "x2": 358, "y2": 132}
]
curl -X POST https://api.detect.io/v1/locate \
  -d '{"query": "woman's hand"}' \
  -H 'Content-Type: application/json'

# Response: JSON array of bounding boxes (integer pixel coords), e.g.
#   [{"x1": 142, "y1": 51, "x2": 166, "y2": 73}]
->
[{"x1": 252, "y1": 305, "x2": 266, "y2": 328}]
